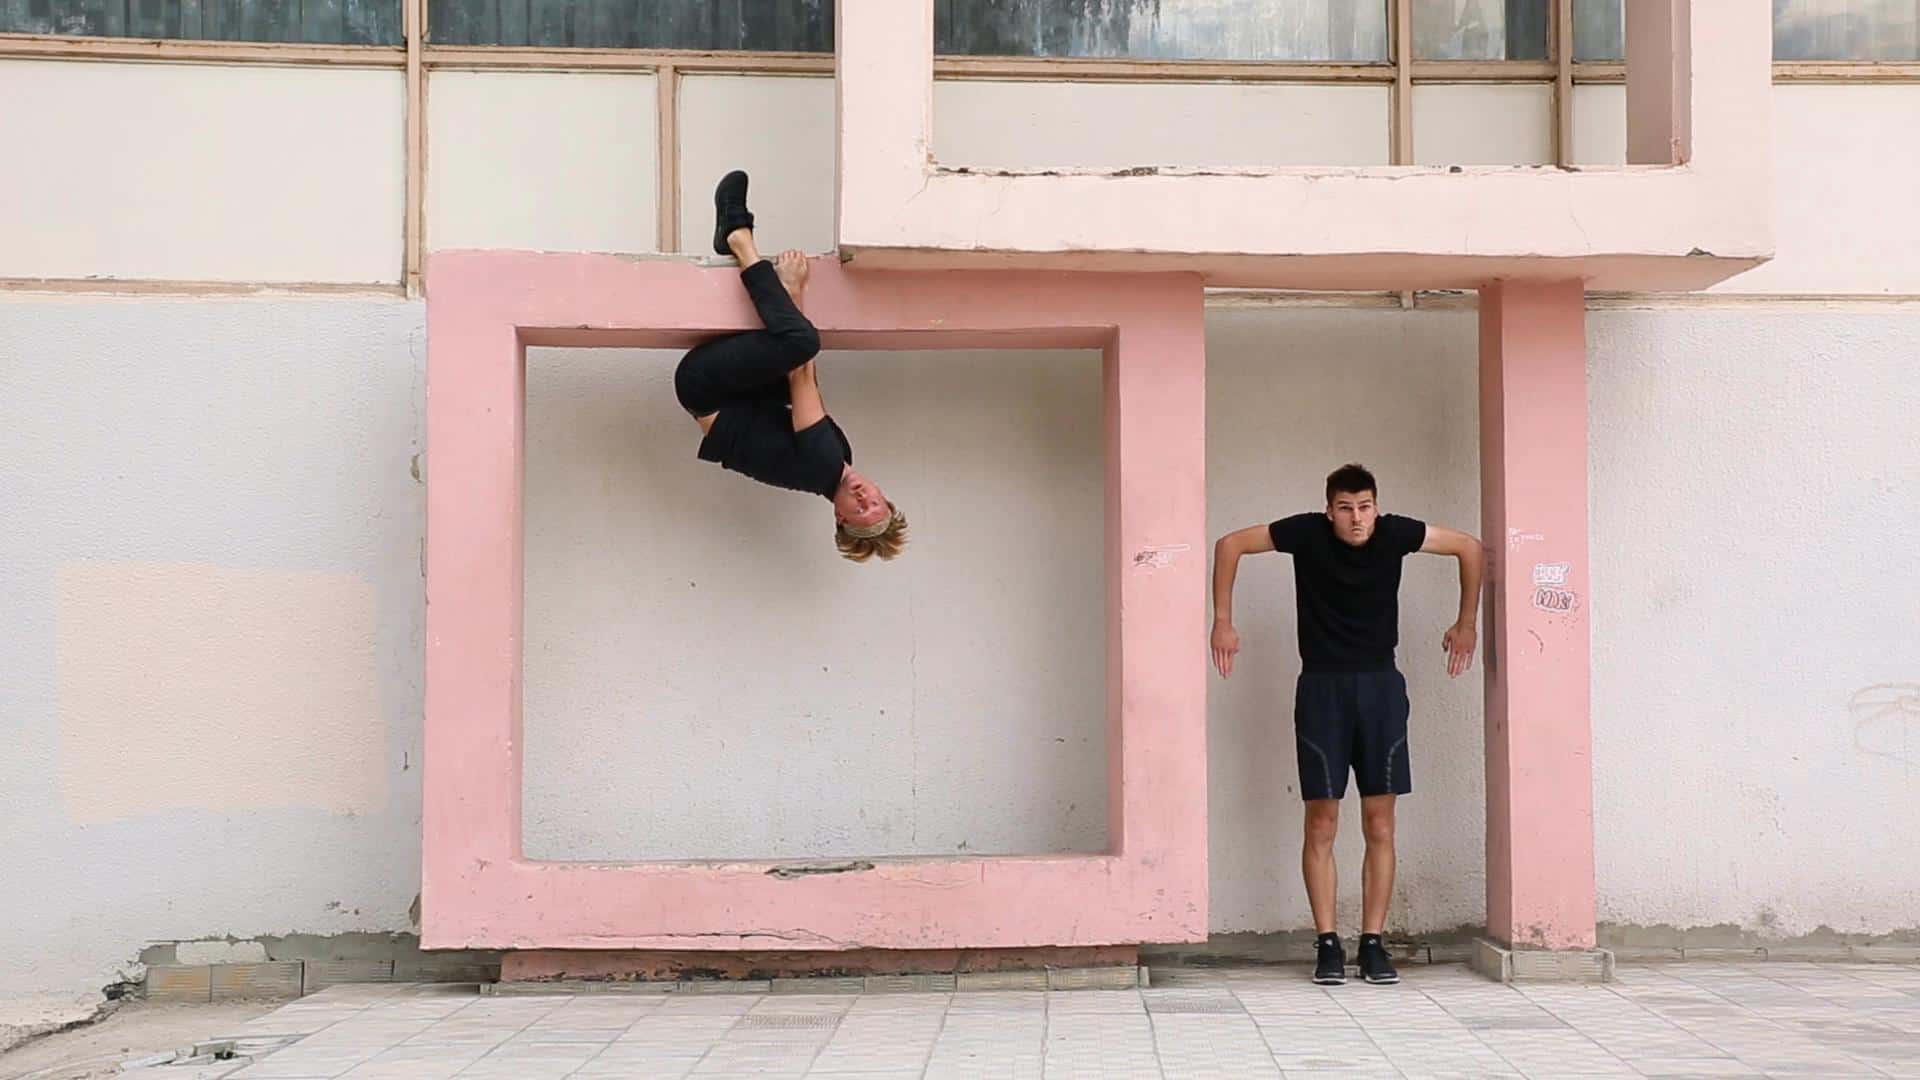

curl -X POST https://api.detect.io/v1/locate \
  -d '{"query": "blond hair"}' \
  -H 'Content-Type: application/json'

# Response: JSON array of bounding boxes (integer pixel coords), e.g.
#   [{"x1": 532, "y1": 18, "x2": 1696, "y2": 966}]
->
[{"x1": 835, "y1": 503, "x2": 909, "y2": 563}]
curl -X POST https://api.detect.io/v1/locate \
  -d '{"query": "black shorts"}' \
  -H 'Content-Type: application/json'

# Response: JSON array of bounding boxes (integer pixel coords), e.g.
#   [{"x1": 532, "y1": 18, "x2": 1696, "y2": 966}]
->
[{"x1": 1293, "y1": 669, "x2": 1412, "y2": 801}]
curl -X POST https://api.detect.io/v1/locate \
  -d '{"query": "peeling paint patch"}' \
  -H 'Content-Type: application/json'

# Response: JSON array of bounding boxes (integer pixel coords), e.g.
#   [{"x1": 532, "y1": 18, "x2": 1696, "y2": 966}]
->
[
  {"x1": 54, "y1": 560, "x2": 386, "y2": 824},
  {"x1": 766, "y1": 861, "x2": 876, "y2": 880}
]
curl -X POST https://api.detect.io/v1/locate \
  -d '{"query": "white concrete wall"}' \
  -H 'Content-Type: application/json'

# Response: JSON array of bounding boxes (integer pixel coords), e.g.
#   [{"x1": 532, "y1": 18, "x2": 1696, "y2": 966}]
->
[
  {"x1": 1205, "y1": 308, "x2": 1488, "y2": 937},
  {"x1": 428, "y1": 71, "x2": 659, "y2": 255},
  {"x1": 1714, "y1": 85, "x2": 1920, "y2": 294},
  {"x1": 934, "y1": 80, "x2": 1392, "y2": 167},
  {"x1": 1572, "y1": 83, "x2": 1629, "y2": 166},
  {"x1": 4, "y1": 66, "x2": 1920, "y2": 1002},
  {"x1": 1412, "y1": 84, "x2": 1555, "y2": 166},
  {"x1": 677, "y1": 75, "x2": 837, "y2": 256},
  {"x1": 0, "y1": 60, "x2": 403, "y2": 284},
  {"x1": 520, "y1": 345, "x2": 1109, "y2": 861},
  {"x1": 0, "y1": 294, "x2": 426, "y2": 999},
  {"x1": 1588, "y1": 307, "x2": 1920, "y2": 938},
  {"x1": 1573, "y1": 83, "x2": 1920, "y2": 295},
  {"x1": 6, "y1": 290, "x2": 1920, "y2": 998}
]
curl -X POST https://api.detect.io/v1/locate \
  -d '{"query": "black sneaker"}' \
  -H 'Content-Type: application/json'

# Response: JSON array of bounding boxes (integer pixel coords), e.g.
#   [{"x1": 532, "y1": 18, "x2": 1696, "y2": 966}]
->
[
  {"x1": 1357, "y1": 933, "x2": 1400, "y2": 984},
  {"x1": 1312, "y1": 933, "x2": 1346, "y2": 985},
  {"x1": 712, "y1": 170, "x2": 755, "y2": 255}
]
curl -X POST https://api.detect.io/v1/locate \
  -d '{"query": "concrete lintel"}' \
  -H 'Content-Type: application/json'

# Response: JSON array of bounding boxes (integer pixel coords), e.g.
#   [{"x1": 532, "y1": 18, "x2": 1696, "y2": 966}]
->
[
  {"x1": 835, "y1": 0, "x2": 1773, "y2": 291},
  {"x1": 1473, "y1": 939, "x2": 1616, "y2": 983}
]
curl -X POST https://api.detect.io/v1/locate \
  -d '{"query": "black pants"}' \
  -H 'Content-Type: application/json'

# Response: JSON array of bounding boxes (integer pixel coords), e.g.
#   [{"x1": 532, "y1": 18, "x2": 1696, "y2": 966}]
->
[
  {"x1": 1293, "y1": 669, "x2": 1412, "y2": 801},
  {"x1": 674, "y1": 260, "x2": 821, "y2": 417}
]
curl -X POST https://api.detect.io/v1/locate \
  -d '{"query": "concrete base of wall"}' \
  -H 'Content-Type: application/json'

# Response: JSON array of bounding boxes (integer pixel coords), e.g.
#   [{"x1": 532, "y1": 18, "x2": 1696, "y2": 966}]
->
[
  {"x1": 132, "y1": 930, "x2": 1920, "y2": 1004},
  {"x1": 499, "y1": 946, "x2": 1140, "y2": 984},
  {"x1": 486, "y1": 966, "x2": 1148, "y2": 996},
  {"x1": 1143, "y1": 929, "x2": 1478, "y2": 969},
  {"x1": 1472, "y1": 939, "x2": 1616, "y2": 983},
  {"x1": 1598, "y1": 921, "x2": 1920, "y2": 960},
  {"x1": 142, "y1": 957, "x2": 501, "y2": 1003}
]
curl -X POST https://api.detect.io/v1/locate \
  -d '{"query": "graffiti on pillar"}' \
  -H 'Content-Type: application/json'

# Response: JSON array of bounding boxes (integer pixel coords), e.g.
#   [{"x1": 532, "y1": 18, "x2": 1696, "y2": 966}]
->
[
  {"x1": 1132, "y1": 543, "x2": 1190, "y2": 571},
  {"x1": 1851, "y1": 684, "x2": 1920, "y2": 768},
  {"x1": 1530, "y1": 561, "x2": 1578, "y2": 613}
]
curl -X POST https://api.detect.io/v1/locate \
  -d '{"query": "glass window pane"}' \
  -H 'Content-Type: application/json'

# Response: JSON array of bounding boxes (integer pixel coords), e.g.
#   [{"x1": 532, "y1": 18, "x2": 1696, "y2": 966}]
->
[
  {"x1": 1573, "y1": 0, "x2": 1623, "y2": 61},
  {"x1": 1774, "y1": 0, "x2": 1920, "y2": 60},
  {"x1": 426, "y1": 0, "x2": 1395, "y2": 56},
  {"x1": 1413, "y1": 0, "x2": 1549, "y2": 60},
  {"x1": 934, "y1": 0, "x2": 1389, "y2": 61},
  {"x1": 2, "y1": 0, "x2": 401, "y2": 42},
  {"x1": 427, "y1": 0, "x2": 832, "y2": 49}
]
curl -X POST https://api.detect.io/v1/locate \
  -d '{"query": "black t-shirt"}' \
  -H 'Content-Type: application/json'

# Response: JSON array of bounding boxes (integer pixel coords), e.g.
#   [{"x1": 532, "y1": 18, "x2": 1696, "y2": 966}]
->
[
  {"x1": 1267, "y1": 512, "x2": 1428, "y2": 672},
  {"x1": 697, "y1": 394, "x2": 852, "y2": 499}
]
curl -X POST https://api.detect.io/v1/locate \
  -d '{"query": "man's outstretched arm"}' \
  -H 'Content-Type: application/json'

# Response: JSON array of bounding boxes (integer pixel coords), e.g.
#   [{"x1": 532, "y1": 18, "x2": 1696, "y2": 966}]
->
[
  {"x1": 1419, "y1": 525, "x2": 1485, "y2": 677},
  {"x1": 1211, "y1": 525, "x2": 1275, "y2": 678}
]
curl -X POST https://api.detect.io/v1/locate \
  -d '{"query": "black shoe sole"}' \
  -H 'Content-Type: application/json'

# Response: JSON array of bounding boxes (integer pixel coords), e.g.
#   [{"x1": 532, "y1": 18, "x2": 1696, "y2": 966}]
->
[
  {"x1": 1312, "y1": 974, "x2": 1347, "y2": 985},
  {"x1": 1362, "y1": 973, "x2": 1401, "y2": 984}
]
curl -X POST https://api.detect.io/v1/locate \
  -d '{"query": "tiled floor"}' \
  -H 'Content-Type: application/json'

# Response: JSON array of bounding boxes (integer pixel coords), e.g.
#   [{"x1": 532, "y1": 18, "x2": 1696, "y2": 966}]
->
[{"x1": 159, "y1": 961, "x2": 1920, "y2": 1079}]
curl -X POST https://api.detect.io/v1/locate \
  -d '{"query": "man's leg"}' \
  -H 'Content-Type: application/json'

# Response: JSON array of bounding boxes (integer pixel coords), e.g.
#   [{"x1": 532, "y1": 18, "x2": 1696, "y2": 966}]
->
[
  {"x1": 1302, "y1": 800, "x2": 1341, "y2": 934},
  {"x1": 1295, "y1": 672, "x2": 1350, "y2": 933},
  {"x1": 1360, "y1": 794, "x2": 1396, "y2": 933},
  {"x1": 1295, "y1": 671, "x2": 1353, "y2": 985},
  {"x1": 1351, "y1": 670, "x2": 1411, "y2": 984},
  {"x1": 1304, "y1": 800, "x2": 1346, "y2": 985},
  {"x1": 709, "y1": 229, "x2": 820, "y2": 385},
  {"x1": 673, "y1": 233, "x2": 820, "y2": 418}
]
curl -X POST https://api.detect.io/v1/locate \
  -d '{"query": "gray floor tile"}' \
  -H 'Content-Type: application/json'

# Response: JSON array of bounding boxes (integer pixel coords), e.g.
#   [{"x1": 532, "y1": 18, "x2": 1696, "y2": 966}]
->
[{"x1": 159, "y1": 962, "x2": 1920, "y2": 1080}]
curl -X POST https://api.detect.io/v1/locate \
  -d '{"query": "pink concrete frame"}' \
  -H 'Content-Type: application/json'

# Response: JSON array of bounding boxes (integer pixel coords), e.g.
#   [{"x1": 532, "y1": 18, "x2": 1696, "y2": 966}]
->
[{"x1": 422, "y1": 250, "x2": 1208, "y2": 951}]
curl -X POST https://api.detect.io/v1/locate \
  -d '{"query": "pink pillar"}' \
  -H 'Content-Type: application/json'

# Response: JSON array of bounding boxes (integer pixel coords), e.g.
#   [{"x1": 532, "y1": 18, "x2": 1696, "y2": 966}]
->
[{"x1": 1478, "y1": 280, "x2": 1597, "y2": 952}]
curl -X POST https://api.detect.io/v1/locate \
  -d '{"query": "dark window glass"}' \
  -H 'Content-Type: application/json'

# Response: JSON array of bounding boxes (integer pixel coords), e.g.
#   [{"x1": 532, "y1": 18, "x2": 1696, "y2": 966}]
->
[
  {"x1": 4, "y1": 0, "x2": 401, "y2": 44},
  {"x1": 1413, "y1": 0, "x2": 1550, "y2": 61}
]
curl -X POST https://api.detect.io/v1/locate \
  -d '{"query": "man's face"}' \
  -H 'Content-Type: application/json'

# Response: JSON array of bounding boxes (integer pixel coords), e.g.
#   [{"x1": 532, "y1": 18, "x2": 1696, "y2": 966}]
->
[
  {"x1": 1326, "y1": 489, "x2": 1378, "y2": 547},
  {"x1": 834, "y1": 471, "x2": 891, "y2": 530}
]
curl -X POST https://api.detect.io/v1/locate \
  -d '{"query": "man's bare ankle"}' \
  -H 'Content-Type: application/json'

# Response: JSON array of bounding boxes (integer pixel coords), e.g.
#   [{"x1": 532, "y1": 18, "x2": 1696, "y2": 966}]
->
[{"x1": 726, "y1": 229, "x2": 757, "y2": 262}]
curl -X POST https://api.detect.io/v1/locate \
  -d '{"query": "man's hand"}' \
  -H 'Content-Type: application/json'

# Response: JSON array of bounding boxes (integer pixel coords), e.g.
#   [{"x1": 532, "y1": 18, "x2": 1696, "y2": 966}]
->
[
  {"x1": 1442, "y1": 620, "x2": 1477, "y2": 677},
  {"x1": 1211, "y1": 620, "x2": 1241, "y2": 678},
  {"x1": 787, "y1": 360, "x2": 826, "y2": 432}
]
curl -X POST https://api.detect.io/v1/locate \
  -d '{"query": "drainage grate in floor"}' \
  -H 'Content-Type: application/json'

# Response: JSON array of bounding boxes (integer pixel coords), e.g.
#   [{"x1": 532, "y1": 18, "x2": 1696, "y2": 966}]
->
[
  {"x1": 735, "y1": 1014, "x2": 842, "y2": 1030},
  {"x1": 1459, "y1": 1014, "x2": 1571, "y2": 1030}
]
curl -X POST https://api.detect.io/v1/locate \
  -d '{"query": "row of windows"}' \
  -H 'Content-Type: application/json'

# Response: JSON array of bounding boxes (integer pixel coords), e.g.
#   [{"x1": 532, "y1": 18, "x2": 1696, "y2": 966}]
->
[{"x1": 5, "y1": 0, "x2": 1917, "y2": 62}]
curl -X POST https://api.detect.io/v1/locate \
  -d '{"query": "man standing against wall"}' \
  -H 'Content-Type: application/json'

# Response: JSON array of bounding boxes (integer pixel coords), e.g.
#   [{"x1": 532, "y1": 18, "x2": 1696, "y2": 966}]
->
[{"x1": 1210, "y1": 464, "x2": 1484, "y2": 985}]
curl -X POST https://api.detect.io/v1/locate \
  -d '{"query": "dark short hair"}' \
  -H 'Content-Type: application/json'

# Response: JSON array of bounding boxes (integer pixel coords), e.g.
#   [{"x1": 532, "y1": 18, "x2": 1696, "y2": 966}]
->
[{"x1": 1326, "y1": 463, "x2": 1377, "y2": 504}]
